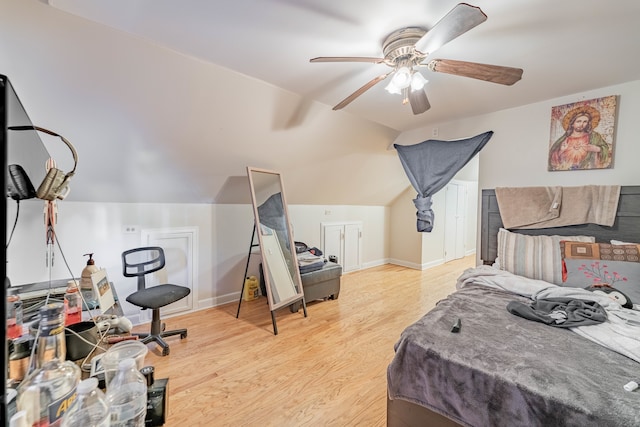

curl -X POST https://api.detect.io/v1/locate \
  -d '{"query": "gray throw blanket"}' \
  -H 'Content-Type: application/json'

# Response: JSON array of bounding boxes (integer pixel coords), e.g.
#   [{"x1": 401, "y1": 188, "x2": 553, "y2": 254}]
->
[
  {"x1": 394, "y1": 131, "x2": 493, "y2": 232},
  {"x1": 507, "y1": 298, "x2": 607, "y2": 327},
  {"x1": 388, "y1": 283, "x2": 640, "y2": 427}
]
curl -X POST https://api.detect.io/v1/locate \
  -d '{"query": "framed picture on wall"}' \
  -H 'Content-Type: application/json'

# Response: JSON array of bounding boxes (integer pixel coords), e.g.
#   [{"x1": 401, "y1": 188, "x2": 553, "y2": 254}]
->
[{"x1": 548, "y1": 95, "x2": 617, "y2": 171}]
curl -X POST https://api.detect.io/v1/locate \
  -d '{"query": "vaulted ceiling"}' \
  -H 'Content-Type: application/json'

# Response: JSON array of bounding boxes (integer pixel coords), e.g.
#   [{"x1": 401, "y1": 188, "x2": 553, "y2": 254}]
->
[{"x1": 3, "y1": 1, "x2": 640, "y2": 205}]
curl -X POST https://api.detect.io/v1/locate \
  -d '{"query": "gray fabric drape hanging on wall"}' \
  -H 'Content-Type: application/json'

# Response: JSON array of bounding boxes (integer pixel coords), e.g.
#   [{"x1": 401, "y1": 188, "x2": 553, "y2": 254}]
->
[{"x1": 394, "y1": 130, "x2": 493, "y2": 232}]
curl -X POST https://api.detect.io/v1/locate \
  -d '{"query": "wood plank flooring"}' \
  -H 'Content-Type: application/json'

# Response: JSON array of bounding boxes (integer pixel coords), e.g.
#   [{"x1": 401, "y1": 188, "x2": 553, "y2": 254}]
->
[{"x1": 140, "y1": 256, "x2": 475, "y2": 426}]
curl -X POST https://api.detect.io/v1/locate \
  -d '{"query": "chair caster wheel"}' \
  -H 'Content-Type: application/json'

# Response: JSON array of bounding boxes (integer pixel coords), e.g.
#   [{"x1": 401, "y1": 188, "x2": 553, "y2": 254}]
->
[
  {"x1": 162, "y1": 347, "x2": 170, "y2": 356},
  {"x1": 180, "y1": 332, "x2": 188, "y2": 339}
]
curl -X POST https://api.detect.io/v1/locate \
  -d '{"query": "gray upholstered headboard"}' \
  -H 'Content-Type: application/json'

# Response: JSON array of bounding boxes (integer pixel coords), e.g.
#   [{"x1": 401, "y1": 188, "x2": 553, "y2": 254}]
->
[{"x1": 480, "y1": 185, "x2": 640, "y2": 264}]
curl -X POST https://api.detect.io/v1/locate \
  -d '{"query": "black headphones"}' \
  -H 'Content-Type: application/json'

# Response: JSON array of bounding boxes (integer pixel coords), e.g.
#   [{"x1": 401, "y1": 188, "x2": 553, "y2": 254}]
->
[
  {"x1": 7, "y1": 164, "x2": 36, "y2": 201},
  {"x1": 7, "y1": 126, "x2": 78, "y2": 201}
]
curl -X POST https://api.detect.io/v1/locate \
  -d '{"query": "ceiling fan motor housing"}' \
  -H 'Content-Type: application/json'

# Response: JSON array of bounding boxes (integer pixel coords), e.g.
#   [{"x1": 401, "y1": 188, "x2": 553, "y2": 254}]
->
[{"x1": 382, "y1": 27, "x2": 427, "y2": 65}]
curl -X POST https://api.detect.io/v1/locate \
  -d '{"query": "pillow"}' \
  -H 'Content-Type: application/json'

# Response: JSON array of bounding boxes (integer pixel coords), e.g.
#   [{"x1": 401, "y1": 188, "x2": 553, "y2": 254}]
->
[
  {"x1": 561, "y1": 241, "x2": 640, "y2": 308},
  {"x1": 611, "y1": 239, "x2": 635, "y2": 245},
  {"x1": 497, "y1": 228, "x2": 595, "y2": 284},
  {"x1": 585, "y1": 284, "x2": 633, "y2": 309}
]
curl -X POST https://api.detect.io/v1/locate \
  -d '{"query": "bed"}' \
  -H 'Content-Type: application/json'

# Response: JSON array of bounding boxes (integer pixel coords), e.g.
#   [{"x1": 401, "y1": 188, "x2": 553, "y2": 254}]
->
[{"x1": 387, "y1": 186, "x2": 640, "y2": 427}]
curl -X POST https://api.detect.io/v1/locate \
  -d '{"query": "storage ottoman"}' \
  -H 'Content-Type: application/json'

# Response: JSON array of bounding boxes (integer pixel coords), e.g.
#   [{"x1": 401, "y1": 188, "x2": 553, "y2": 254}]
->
[{"x1": 290, "y1": 261, "x2": 342, "y2": 312}]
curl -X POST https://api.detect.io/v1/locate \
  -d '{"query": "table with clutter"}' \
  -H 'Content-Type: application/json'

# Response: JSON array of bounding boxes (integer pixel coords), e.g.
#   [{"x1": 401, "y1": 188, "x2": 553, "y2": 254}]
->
[{"x1": 6, "y1": 277, "x2": 169, "y2": 426}]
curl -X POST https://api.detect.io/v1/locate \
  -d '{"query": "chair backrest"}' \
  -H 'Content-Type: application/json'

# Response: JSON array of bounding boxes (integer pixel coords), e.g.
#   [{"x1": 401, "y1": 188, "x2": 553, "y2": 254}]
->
[{"x1": 122, "y1": 246, "x2": 166, "y2": 292}]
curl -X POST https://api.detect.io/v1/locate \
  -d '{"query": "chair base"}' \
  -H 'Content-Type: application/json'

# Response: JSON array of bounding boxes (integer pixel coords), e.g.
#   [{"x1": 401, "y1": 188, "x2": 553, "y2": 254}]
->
[{"x1": 134, "y1": 308, "x2": 188, "y2": 356}]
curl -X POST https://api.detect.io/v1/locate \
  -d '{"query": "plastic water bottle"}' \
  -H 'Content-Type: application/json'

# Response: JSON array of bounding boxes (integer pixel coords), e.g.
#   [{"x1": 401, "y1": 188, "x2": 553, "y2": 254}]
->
[
  {"x1": 62, "y1": 377, "x2": 110, "y2": 426},
  {"x1": 17, "y1": 303, "x2": 81, "y2": 425},
  {"x1": 106, "y1": 358, "x2": 147, "y2": 427}
]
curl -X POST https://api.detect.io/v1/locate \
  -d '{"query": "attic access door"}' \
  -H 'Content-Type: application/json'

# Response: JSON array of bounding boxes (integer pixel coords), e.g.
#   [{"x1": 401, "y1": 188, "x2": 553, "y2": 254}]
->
[{"x1": 140, "y1": 227, "x2": 197, "y2": 319}]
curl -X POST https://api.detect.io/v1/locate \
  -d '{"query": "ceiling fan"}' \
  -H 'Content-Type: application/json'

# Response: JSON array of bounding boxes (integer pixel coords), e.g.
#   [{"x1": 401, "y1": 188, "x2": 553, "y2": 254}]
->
[{"x1": 310, "y1": 3, "x2": 523, "y2": 115}]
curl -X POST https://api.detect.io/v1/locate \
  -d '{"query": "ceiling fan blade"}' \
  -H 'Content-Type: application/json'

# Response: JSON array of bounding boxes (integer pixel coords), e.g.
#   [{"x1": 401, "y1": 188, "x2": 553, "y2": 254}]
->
[
  {"x1": 415, "y1": 3, "x2": 487, "y2": 55},
  {"x1": 333, "y1": 71, "x2": 393, "y2": 110},
  {"x1": 408, "y1": 89, "x2": 431, "y2": 115},
  {"x1": 427, "y1": 59, "x2": 523, "y2": 85},
  {"x1": 310, "y1": 56, "x2": 386, "y2": 64}
]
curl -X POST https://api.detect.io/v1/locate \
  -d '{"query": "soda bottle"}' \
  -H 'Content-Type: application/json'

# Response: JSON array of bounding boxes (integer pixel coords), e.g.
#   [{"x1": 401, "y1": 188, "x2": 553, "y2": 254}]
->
[
  {"x1": 64, "y1": 281, "x2": 82, "y2": 326},
  {"x1": 7, "y1": 287, "x2": 24, "y2": 339}
]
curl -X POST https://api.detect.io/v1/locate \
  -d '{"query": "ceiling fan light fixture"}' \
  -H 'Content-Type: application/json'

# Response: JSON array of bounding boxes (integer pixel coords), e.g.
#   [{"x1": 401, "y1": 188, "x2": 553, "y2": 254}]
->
[
  {"x1": 410, "y1": 72, "x2": 428, "y2": 91},
  {"x1": 385, "y1": 80, "x2": 402, "y2": 95},
  {"x1": 391, "y1": 66, "x2": 412, "y2": 89}
]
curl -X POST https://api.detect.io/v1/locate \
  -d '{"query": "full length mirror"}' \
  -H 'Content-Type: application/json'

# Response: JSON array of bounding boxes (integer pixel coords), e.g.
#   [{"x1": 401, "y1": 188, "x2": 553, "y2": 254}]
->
[{"x1": 247, "y1": 167, "x2": 305, "y2": 316}]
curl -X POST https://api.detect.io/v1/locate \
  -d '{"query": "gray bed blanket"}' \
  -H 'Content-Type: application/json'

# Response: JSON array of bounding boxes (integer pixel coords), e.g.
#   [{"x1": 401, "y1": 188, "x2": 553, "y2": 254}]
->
[{"x1": 387, "y1": 284, "x2": 640, "y2": 427}]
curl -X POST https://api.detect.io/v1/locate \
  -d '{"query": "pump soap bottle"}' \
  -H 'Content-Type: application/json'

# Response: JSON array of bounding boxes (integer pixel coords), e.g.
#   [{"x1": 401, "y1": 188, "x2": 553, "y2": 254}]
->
[
  {"x1": 80, "y1": 253, "x2": 99, "y2": 292},
  {"x1": 80, "y1": 253, "x2": 100, "y2": 304}
]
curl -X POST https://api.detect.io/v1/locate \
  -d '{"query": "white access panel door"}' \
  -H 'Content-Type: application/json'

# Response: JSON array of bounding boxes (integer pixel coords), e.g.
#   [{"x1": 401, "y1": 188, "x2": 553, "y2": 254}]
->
[
  {"x1": 321, "y1": 222, "x2": 363, "y2": 273},
  {"x1": 140, "y1": 228, "x2": 196, "y2": 319},
  {"x1": 343, "y1": 223, "x2": 362, "y2": 272},
  {"x1": 323, "y1": 224, "x2": 344, "y2": 265}
]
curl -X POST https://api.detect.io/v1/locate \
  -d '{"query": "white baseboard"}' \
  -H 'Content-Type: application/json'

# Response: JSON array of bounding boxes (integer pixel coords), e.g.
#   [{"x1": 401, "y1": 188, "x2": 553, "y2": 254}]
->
[
  {"x1": 388, "y1": 258, "x2": 445, "y2": 271},
  {"x1": 360, "y1": 259, "x2": 387, "y2": 270},
  {"x1": 197, "y1": 292, "x2": 240, "y2": 310}
]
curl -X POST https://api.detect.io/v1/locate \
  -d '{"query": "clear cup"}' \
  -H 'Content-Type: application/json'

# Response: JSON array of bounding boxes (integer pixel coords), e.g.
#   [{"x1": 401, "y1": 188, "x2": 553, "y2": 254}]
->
[{"x1": 101, "y1": 340, "x2": 148, "y2": 388}]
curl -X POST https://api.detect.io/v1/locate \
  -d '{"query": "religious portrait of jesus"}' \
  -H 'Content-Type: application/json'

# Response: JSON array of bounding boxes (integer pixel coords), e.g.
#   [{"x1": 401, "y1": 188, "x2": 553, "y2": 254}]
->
[{"x1": 548, "y1": 95, "x2": 617, "y2": 171}]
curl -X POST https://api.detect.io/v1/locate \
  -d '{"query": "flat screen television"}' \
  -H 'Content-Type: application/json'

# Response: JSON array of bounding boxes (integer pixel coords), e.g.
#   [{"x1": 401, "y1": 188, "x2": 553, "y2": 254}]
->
[
  {"x1": 2, "y1": 74, "x2": 52, "y2": 424},
  {"x1": 4, "y1": 75, "x2": 50, "y2": 191}
]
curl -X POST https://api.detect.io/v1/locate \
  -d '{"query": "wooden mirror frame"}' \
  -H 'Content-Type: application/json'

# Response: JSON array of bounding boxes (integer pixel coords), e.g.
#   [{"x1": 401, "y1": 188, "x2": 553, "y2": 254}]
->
[{"x1": 246, "y1": 167, "x2": 306, "y2": 331}]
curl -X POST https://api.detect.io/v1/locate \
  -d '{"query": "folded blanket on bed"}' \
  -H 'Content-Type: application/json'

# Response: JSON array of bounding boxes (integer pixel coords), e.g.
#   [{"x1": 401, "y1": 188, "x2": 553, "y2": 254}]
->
[{"x1": 495, "y1": 185, "x2": 620, "y2": 229}]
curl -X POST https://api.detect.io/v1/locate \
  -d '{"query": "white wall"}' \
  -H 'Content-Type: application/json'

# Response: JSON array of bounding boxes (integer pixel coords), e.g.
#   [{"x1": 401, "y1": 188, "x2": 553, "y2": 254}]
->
[
  {"x1": 287, "y1": 204, "x2": 388, "y2": 269},
  {"x1": 388, "y1": 186, "x2": 423, "y2": 268},
  {"x1": 408, "y1": 80, "x2": 640, "y2": 260},
  {"x1": 479, "y1": 81, "x2": 640, "y2": 189},
  {"x1": 387, "y1": 153, "x2": 479, "y2": 270},
  {"x1": 6, "y1": 200, "x2": 214, "y2": 319},
  {"x1": 212, "y1": 203, "x2": 390, "y2": 308},
  {"x1": 7, "y1": 200, "x2": 388, "y2": 321},
  {"x1": 10, "y1": 80, "x2": 639, "y2": 321}
]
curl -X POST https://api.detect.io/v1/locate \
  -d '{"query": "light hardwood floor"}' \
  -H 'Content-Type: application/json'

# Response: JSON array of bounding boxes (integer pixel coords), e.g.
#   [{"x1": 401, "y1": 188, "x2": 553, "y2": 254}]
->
[{"x1": 140, "y1": 255, "x2": 475, "y2": 426}]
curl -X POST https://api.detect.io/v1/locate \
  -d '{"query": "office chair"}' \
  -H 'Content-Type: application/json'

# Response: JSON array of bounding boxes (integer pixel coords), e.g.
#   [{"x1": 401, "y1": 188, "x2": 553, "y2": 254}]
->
[{"x1": 122, "y1": 246, "x2": 190, "y2": 356}]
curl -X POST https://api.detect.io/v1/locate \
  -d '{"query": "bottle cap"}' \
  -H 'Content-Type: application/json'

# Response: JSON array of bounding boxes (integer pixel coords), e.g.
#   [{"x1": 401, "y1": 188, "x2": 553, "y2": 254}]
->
[
  {"x1": 623, "y1": 381, "x2": 638, "y2": 392},
  {"x1": 9, "y1": 410, "x2": 28, "y2": 427},
  {"x1": 11, "y1": 335, "x2": 34, "y2": 355},
  {"x1": 84, "y1": 253, "x2": 95, "y2": 265},
  {"x1": 140, "y1": 365, "x2": 155, "y2": 386},
  {"x1": 77, "y1": 377, "x2": 99, "y2": 394},
  {"x1": 117, "y1": 358, "x2": 137, "y2": 370},
  {"x1": 39, "y1": 302, "x2": 64, "y2": 318}
]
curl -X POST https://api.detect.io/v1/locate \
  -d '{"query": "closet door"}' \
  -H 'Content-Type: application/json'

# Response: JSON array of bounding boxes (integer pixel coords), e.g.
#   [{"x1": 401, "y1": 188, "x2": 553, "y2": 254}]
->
[
  {"x1": 444, "y1": 183, "x2": 466, "y2": 262},
  {"x1": 323, "y1": 224, "x2": 343, "y2": 264},
  {"x1": 343, "y1": 223, "x2": 362, "y2": 272},
  {"x1": 321, "y1": 222, "x2": 363, "y2": 273}
]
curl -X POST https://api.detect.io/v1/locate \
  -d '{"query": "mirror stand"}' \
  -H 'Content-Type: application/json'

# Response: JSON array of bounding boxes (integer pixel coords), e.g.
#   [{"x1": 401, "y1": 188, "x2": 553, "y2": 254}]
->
[{"x1": 237, "y1": 167, "x2": 307, "y2": 335}]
